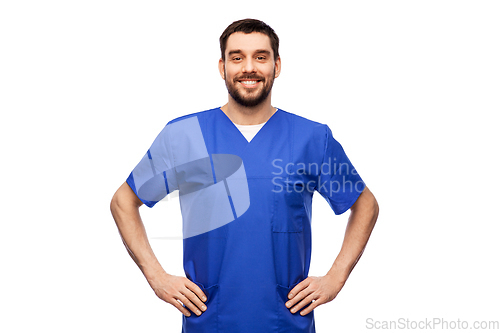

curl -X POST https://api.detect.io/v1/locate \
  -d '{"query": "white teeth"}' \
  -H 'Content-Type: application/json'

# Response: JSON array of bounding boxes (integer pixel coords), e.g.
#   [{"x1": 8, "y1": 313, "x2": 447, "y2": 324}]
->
[{"x1": 241, "y1": 81, "x2": 258, "y2": 85}]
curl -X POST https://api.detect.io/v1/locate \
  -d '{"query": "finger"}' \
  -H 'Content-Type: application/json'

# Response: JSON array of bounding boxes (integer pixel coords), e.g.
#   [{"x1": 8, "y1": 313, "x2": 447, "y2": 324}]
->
[
  {"x1": 182, "y1": 286, "x2": 207, "y2": 314},
  {"x1": 288, "y1": 279, "x2": 311, "y2": 300},
  {"x1": 170, "y1": 298, "x2": 192, "y2": 317},
  {"x1": 177, "y1": 293, "x2": 204, "y2": 316},
  {"x1": 286, "y1": 287, "x2": 313, "y2": 308},
  {"x1": 299, "y1": 299, "x2": 321, "y2": 316},
  {"x1": 290, "y1": 294, "x2": 318, "y2": 315},
  {"x1": 186, "y1": 280, "x2": 208, "y2": 303}
]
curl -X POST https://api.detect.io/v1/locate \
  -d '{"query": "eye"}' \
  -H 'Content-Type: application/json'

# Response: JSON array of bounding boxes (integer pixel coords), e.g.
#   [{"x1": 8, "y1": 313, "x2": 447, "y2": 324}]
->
[
  {"x1": 232, "y1": 57, "x2": 242, "y2": 61},
  {"x1": 256, "y1": 56, "x2": 266, "y2": 60}
]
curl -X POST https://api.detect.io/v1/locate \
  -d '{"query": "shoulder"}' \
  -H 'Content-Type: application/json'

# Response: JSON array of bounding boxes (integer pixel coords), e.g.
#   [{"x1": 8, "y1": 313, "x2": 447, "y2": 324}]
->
[
  {"x1": 278, "y1": 108, "x2": 327, "y2": 127},
  {"x1": 167, "y1": 107, "x2": 220, "y2": 126},
  {"x1": 278, "y1": 108, "x2": 329, "y2": 138}
]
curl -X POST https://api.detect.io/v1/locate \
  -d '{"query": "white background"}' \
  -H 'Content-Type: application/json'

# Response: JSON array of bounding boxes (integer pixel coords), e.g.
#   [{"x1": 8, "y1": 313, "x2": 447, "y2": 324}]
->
[{"x1": 1, "y1": 1, "x2": 499, "y2": 332}]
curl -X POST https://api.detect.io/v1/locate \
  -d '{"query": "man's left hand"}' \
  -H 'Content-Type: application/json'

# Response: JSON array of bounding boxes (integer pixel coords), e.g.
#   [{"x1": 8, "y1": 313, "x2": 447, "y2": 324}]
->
[{"x1": 285, "y1": 275, "x2": 344, "y2": 316}]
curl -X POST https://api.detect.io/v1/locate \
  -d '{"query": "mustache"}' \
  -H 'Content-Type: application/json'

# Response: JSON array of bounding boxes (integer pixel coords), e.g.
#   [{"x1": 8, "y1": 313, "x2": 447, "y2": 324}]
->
[{"x1": 233, "y1": 75, "x2": 265, "y2": 82}]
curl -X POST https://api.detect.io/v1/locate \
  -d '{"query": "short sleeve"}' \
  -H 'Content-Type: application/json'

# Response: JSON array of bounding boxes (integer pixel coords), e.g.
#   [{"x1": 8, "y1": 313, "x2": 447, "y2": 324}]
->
[
  {"x1": 126, "y1": 124, "x2": 178, "y2": 208},
  {"x1": 316, "y1": 125, "x2": 365, "y2": 215}
]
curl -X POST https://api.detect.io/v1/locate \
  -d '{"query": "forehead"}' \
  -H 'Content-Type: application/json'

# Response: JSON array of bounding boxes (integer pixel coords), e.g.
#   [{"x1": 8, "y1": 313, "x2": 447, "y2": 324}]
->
[{"x1": 225, "y1": 32, "x2": 273, "y2": 55}]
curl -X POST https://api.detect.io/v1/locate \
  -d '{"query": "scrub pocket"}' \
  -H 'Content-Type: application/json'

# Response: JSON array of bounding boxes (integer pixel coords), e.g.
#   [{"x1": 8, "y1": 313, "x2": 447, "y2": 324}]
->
[
  {"x1": 276, "y1": 283, "x2": 315, "y2": 333},
  {"x1": 182, "y1": 283, "x2": 219, "y2": 333},
  {"x1": 271, "y1": 182, "x2": 306, "y2": 232},
  {"x1": 271, "y1": 180, "x2": 308, "y2": 287}
]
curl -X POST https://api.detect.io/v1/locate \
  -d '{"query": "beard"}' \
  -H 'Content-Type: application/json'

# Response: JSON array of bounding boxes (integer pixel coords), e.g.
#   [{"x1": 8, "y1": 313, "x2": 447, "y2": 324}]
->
[{"x1": 225, "y1": 69, "x2": 275, "y2": 108}]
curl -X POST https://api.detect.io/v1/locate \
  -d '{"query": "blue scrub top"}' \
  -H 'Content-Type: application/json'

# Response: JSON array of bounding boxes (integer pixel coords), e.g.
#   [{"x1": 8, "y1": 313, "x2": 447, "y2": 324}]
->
[{"x1": 126, "y1": 108, "x2": 365, "y2": 333}]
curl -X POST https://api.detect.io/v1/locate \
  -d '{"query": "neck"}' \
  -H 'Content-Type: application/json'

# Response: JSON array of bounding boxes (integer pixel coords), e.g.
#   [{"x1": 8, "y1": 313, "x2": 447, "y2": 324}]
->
[{"x1": 220, "y1": 94, "x2": 276, "y2": 125}]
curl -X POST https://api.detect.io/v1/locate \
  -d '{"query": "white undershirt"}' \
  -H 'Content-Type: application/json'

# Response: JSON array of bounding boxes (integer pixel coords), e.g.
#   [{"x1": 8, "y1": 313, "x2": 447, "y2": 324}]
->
[{"x1": 233, "y1": 122, "x2": 267, "y2": 142}]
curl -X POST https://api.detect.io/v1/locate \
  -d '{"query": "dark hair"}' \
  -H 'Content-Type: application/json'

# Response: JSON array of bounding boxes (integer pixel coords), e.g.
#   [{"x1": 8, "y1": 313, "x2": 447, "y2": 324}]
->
[{"x1": 219, "y1": 18, "x2": 279, "y2": 61}]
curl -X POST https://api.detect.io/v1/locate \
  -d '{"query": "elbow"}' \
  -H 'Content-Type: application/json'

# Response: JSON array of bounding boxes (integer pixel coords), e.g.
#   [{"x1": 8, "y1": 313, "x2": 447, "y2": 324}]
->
[
  {"x1": 110, "y1": 182, "x2": 143, "y2": 217},
  {"x1": 352, "y1": 186, "x2": 379, "y2": 223},
  {"x1": 366, "y1": 188, "x2": 379, "y2": 225},
  {"x1": 110, "y1": 190, "x2": 121, "y2": 217},
  {"x1": 110, "y1": 185, "x2": 128, "y2": 217},
  {"x1": 372, "y1": 197, "x2": 379, "y2": 222}
]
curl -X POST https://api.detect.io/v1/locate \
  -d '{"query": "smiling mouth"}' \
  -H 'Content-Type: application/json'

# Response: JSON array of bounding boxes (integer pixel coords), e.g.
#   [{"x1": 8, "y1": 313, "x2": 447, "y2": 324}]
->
[{"x1": 238, "y1": 80, "x2": 261, "y2": 88}]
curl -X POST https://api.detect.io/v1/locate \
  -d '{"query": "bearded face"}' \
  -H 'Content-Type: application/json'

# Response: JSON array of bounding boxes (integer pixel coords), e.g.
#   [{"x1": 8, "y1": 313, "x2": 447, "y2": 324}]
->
[
  {"x1": 224, "y1": 68, "x2": 275, "y2": 107},
  {"x1": 219, "y1": 32, "x2": 280, "y2": 109}
]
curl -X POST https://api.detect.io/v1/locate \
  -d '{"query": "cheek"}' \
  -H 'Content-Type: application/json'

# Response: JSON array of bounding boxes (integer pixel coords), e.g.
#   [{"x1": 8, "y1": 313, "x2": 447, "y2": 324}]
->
[
  {"x1": 224, "y1": 65, "x2": 239, "y2": 77},
  {"x1": 261, "y1": 65, "x2": 276, "y2": 78},
  {"x1": 225, "y1": 72, "x2": 238, "y2": 82}
]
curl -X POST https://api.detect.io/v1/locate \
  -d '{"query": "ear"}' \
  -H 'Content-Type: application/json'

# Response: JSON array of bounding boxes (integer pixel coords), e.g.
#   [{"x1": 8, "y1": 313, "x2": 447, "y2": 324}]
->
[
  {"x1": 218, "y1": 58, "x2": 225, "y2": 80},
  {"x1": 274, "y1": 56, "x2": 281, "y2": 78}
]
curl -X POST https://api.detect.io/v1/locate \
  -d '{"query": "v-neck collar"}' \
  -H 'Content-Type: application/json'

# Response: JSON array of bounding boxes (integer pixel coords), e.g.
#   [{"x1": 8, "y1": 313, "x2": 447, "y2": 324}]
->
[{"x1": 217, "y1": 107, "x2": 281, "y2": 145}]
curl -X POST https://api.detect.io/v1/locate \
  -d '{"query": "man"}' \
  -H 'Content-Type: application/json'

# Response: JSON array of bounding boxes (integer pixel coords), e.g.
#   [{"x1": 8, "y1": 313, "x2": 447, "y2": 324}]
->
[{"x1": 110, "y1": 18, "x2": 379, "y2": 332}]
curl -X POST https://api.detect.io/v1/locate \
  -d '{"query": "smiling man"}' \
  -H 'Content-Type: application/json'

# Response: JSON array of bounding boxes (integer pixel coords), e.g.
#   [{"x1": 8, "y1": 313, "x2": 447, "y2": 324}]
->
[
  {"x1": 110, "y1": 18, "x2": 379, "y2": 332},
  {"x1": 221, "y1": 31, "x2": 277, "y2": 109}
]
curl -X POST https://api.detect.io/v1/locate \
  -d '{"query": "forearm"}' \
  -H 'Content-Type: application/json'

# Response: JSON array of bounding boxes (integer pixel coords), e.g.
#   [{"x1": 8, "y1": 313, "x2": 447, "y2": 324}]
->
[
  {"x1": 285, "y1": 189, "x2": 378, "y2": 315},
  {"x1": 110, "y1": 184, "x2": 208, "y2": 316},
  {"x1": 110, "y1": 183, "x2": 167, "y2": 283},
  {"x1": 327, "y1": 187, "x2": 379, "y2": 284}
]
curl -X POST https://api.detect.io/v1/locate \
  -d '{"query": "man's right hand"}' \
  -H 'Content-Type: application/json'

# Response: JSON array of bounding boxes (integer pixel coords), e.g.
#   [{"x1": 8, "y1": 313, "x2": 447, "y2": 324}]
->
[
  {"x1": 110, "y1": 182, "x2": 207, "y2": 317},
  {"x1": 149, "y1": 273, "x2": 207, "y2": 317}
]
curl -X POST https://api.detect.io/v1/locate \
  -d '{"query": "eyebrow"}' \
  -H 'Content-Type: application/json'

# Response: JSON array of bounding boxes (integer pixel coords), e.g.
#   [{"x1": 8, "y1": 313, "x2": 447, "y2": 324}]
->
[{"x1": 227, "y1": 49, "x2": 271, "y2": 56}]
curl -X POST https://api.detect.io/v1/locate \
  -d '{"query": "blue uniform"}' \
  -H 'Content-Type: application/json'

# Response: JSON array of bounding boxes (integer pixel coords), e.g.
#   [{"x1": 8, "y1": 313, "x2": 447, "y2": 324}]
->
[{"x1": 126, "y1": 107, "x2": 365, "y2": 332}]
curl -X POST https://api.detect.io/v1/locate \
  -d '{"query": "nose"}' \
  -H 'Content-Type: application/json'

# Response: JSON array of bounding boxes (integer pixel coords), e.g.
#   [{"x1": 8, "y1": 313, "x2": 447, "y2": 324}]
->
[{"x1": 242, "y1": 58, "x2": 256, "y2": 73}]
